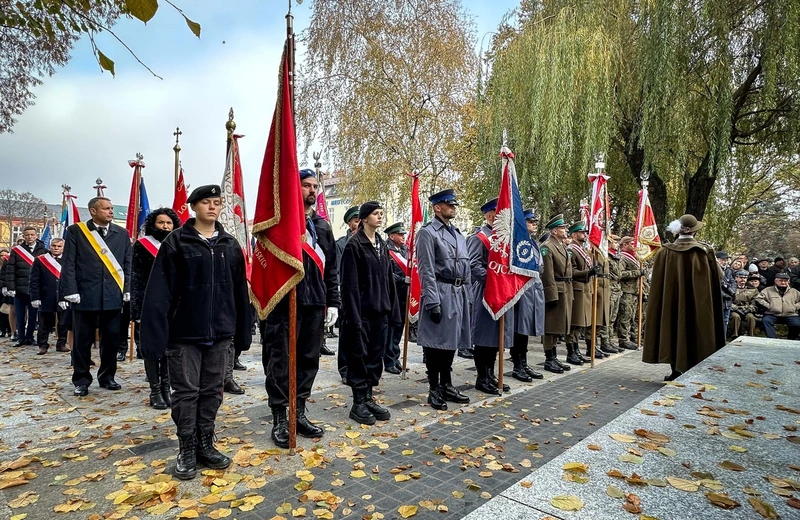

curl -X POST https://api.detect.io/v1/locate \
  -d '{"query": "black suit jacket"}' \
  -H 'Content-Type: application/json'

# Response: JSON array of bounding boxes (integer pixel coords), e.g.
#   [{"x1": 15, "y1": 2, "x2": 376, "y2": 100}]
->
[
  {"x1": 61, "y1": 220, "x2": 131, "y2": 311},
  {"x1": 29, "y1": 255, "x2": 62, "y2": 313}
]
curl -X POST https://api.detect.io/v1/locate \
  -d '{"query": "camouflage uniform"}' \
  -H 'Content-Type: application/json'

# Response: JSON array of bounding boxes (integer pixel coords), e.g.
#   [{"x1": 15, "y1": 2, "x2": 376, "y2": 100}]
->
[
  {"x1": 600, "y1": 254, "x2": 622, "y2": 344},
  {"x1": 616, "y1": 253, "x2": 643, "y2": 347}
]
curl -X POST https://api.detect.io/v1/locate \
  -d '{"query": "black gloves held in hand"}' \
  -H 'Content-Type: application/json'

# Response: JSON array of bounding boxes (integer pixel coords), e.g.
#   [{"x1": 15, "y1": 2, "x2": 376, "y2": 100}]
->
[{"x1": 430, "y1": 305, "x2": 442, "y2": 324}]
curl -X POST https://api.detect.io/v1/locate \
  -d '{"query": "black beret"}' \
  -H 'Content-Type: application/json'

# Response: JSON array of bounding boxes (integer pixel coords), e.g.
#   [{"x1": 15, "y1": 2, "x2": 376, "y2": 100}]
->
[
  {"x1": 358, "y1": 201, "x2": 382, "y2": 220},
  {"x1": 187, "y1": 184, "x2": 222, "y2": 204}
]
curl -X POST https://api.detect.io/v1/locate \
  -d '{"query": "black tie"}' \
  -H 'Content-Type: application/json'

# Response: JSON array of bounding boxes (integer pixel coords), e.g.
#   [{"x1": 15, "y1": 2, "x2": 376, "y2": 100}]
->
[{"x1": 98, "y1": 227, "x2": 106, "y2": 238}]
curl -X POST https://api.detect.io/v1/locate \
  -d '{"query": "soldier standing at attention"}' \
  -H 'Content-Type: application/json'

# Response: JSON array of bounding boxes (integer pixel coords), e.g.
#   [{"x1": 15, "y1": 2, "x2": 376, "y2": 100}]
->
[
  {"x1": 384, "y1": 222, "x2": 409, "y2": 375},
  {"x1": 616, "y1": 237, "x2": 645, "y2": 350},
  {"x1": 415, "y1": 189, "x2": 471, "y2": 411},
  {"x1": 468, "y1": 198, "x2": 513, "y2": 395},
  {"x1": 565, "y1": 222, "x2": 596, "y2": 365},
  {"x1": 540, "y1": 214, "x2": 573, "y2": 374},
  {"x1": 510, "y1": 209, "x2": 544, "y2": 381},
  {"x1": 597, "y1": 235, "x2": 622, "y2": 356}
]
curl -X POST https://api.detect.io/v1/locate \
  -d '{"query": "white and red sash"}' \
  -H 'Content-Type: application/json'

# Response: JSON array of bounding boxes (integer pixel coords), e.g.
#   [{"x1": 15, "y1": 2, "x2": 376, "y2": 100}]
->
[
  {"x1": 568, "y1": 243, "x2": 593, "y2": 267},
  {"x1": 137, "y1": 235, "x2": 161, "y2": 257},
  {"x1": 302, "y1": 241, "x2": 326, "y2": 275},
  {"x1": 388, "y1": 249, "x2": 409, "y2": 276},
  {"x1": 38, "y1": 253, "x2": 62, "y2": 280},
  {"x1": 12, "y1": 245, "x2": 35, "y2": 266},
  {"x1": 475, "y1": 230, "x2": 491, "y2": 250},
  {"x1": 620, "y1": 251, "x2": 641, "y2": 268}
]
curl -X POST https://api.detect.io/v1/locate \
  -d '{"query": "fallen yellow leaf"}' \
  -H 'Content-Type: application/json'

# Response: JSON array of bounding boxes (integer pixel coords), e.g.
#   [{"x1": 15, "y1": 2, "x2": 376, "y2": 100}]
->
[
  {"x1": 550, "y1": 495, "x2": 584, "y2": 511},
  {"x1": 398, "y1": 505, "x2": 418, "y2": 518}
]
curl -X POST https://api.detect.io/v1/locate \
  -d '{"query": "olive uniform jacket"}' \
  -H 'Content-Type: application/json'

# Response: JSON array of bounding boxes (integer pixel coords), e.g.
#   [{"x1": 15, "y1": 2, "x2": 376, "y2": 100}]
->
[
  {"x1": 541, "y1": 236, "x2": 573, "y2": 335},
  {"x1": 568, "y1": 243, "x2": 593, "y2": 328}
]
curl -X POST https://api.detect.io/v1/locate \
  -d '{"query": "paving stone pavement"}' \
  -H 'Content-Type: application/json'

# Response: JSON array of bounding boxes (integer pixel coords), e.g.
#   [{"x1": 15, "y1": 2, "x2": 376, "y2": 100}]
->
[{"x1": 0, "y1": 333, "x2": 666, "y2": 520}]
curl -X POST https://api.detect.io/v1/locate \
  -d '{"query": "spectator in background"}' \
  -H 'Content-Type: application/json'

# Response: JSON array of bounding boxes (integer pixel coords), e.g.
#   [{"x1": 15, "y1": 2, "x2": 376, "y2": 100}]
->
[
  {"x1": 729, "y1": 270, "x2": 760, "y2": 338},
  {"x1": 754, "y1": 272, "x2": 800, "y2": 340},
  {"x1": 758, "y1": 258, "x2": 776, "y2": 287},
  {"x1": 788, "y1": 257, "x2": 800, "y2": 290},
  {"x1": 730, "y1": 258, "x2": 744, "y2": 272},
  {"x1": 716, "y1": 251, "x2": 736, "y2": 335},
  {"x1": 747, "y1": 273, "x2": 763, "y2": 291},
  {"x1": 736, "y1": 254, "x2": 750, "y2": 270}
]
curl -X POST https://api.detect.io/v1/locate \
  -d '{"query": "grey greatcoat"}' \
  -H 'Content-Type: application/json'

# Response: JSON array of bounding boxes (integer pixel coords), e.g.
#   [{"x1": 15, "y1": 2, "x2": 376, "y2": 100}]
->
[
  {"x1": 415, "y1": 217, "x2": 472, "y2": 350},
  {"x1": 468, "y1": 225, "x2": 515, "y2": 348},
  {"x1": 514, "y1": 242, "x2": 545, "y2": 337}
]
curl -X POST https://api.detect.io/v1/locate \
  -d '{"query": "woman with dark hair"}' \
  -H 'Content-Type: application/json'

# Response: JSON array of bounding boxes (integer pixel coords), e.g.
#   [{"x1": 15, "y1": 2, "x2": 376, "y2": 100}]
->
[
  {"x1": 131, "y1": 207, "x2": 181, "y2": 409},
  {"x1": 339, "y1": 201, "x2": 400, "y2": 424}
]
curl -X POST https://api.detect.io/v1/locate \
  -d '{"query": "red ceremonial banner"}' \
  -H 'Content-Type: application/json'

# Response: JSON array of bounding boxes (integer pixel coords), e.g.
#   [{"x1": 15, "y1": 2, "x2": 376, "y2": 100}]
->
[
  {"x1": 220, "y1": 135, "x2": 252, "y2": 279},
  {"x1": 406, "y1": 173, "x2": 423, "y2": 323},
  {"x1": 633, "y1": 188, "x2": 661, "y2": 260},
  {"x1": 249, "y1": 47, "x2": 306, "y2": 319},
  {"x1": 587, "y1": 172, "x2": 610, "y2": 257},
  {"x1": 172, "y1": 168, "x2": 189, "y2": 224},
  {"x1": 125, "y1": 159, "x2": 144, "y2": 239}
]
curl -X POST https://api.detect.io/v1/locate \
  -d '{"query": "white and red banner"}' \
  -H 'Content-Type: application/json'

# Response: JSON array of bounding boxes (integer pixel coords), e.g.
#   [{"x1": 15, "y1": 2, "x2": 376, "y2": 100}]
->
[
  {"x1": 60, "y1": 192, "x2": 81, "y2": 238},
  {"x1": 220, "y1": 134, "x2": 253, "y2": 279},
  {"x1": 12, "y1": 245, "x2": 35, "y2": 266},
  {"x1": 406, "y1": 172, "x2": 423, "y2": 324},
  {"x1": 172, "y1": 168, "x2": 190, "y2": 224},
  {"x1": 38, "y1": 253, "x2": 62, "y2": 280},
  {"x1": 138, "y1": 235, "x2": 161, "y2": 257},
  {"x1": 633, "y1": 186, "x2": 661, "y2": 260},
  {"x1": 315, "y1": 179, "x2": 330, "y2": 222},
  {"x1": 587, "y1": 171, "x2": 610, "y2": 258},
  {"x1": 483, "y1": 147, "x2": 537, "y2": 320}
]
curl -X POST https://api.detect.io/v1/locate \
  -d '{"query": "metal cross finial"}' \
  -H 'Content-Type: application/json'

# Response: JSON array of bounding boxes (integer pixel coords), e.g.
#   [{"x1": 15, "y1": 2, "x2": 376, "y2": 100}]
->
[{"x1": 173, "y1": 127, "x2": 182, "y2": 145}]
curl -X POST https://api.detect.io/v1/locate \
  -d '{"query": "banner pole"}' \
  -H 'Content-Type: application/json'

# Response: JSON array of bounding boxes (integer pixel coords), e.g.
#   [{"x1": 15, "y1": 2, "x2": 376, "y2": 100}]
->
[
  {"x1": 401, "y1": 285, "x2": 411, "y2": 380},
  {"x1": 286, "y1": 1, "x2": 297, "y2": 454},
  {"x1": 497, "y1": 315, "x2": 505, "y2": 394},
  {"x1": 590, "y1": 250, "x2": 598, "y2": 368},
  {"x1": 637, "y1": 276, "x2": 644, "y2": 350},
  {"x1": 128, "y1": 322, "x2": 134, "y2": 362}
]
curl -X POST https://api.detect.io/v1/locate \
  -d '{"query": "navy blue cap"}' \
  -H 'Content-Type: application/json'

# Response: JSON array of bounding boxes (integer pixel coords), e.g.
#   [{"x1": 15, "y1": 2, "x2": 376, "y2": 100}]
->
[
  {"x1": 523, "y1": 208, "x2": 537, "y2": 220},
  {"x1": 480, "y1": 198, "x2": 498, "y2": 214},
  {"x1": 429, "y1": 189, "x2": 458, "y2": 205},
  {"x1": 187, "y1": 184, "x2": 221, "y2": 203},
  {"x1": 299, "y1": 169, "x2": 316, "y2": 180}
]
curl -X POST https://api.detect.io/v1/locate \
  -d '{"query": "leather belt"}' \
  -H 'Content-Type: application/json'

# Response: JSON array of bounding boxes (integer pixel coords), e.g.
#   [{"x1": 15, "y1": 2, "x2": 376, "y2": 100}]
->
[
  {"x1": 437, "y1": 276, "x2": 465, "y2": 287},
  {"x1": 555, "y1": 276, "x2": 572, "y2": 282},
  {"x1": 596, "y1": 274, "x2": 611, "y2": 278}
]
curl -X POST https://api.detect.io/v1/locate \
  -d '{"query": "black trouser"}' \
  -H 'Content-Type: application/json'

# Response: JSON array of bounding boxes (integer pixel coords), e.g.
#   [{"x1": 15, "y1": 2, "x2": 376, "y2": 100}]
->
[
  {"x1": 144, "y1": 357, "x2": 169, "y2": 385},
  {"x1": 118, "y1": 302, "x2": 130, "y2": 354},
  {"x1": 72, "y1": 309, "x2": 121, "y2": 387},
  {"x1": 511, "y1": 333, "x2": 528, "y2": 355},
  {"x1": 225, "y1": 340, "x2": 242, "y2": 384},
  {"x1": 345, "y1": 314, "x2": 388, "y2": 391},
  {"x1": 423, "y1": 347, "x2": 456, "y2": 390},
  {"x1": 14, "y1": 293, "x2": 37, "y2": 342},
  {"x1": 262, "y1": 305, "x2": 324, "y2": 408},
  {"x1": 36, "y1": 309, "x2": 68, "y2": 348},
  {"x1": 384, "y1": 322, "x2": 403, "y2": 369},
  {"x1": 473, "y1": 345, "x2": 498, "y2": 370},
  {"x1": 0, "y1": 310, "x2": 11, "y2": 335},
  {"x1": 165, "y1": 340, "x2": 228, "y2": 437}
]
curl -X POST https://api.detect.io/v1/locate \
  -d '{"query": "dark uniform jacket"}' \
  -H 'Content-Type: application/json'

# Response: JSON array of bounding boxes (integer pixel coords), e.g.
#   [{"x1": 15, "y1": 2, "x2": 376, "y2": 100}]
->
[
  {"x1": 720, "y1": 266, "x2": 736, "y2": 309},
  {"x1": 29, "y1": 254, "x2": 62, "y2": 313},
  {"x1": 568, "y1": 243, "x2": 593, "y2": 328},
  {"x1": 340, "y1": 229, "x2": 400, "y2": 355},
  {"x1": 296, "y1": 212, "x2": 340, "y2": 310},
  {"x1": 139, "y1": 220, "x2": 252, "y2": 359},
  {"x1": 6, "y1": 240, "x2": 47, "y2": 295},
  {"x1": 61, "y1": 221, "x2": 131, "y2": 311},
  {"x1": 130, "y1": 239, "x2": 159, "y2": 322},
  {"x1": 541, "y1": 236, "x2": 573, "y2": 335},
  {"x1": 387, "y1": 241, "x2": 409, "y2": 307}
]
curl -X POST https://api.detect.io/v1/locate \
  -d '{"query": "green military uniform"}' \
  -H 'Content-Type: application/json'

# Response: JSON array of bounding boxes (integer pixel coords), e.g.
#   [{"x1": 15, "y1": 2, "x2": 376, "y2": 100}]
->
[
  {"x1": 541, "y1": 215, "x2": 573, "y2": 373},
  {"x1": 565, "y1": 223, "x2": 593, "y2": 365},
  {"x1": 592, "y1": 252, "x2": 619, "y2": 357},
  {"x1": 730, "y1": 270, "x2": 760, "y2": 337},
  {"x1": 616, "y1": 238, "x2": 644, "y2": 350}
]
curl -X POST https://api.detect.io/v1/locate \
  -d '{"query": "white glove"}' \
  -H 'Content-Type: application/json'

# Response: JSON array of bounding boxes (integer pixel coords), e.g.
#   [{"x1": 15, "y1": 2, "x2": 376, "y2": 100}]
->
[
  {"x1": 31, "y1": 300, "x2": 41, "y2": 309},
  {"x1": 123, "y1": 292, "x2": 130, "y2": 302},
  {"x1": 325, "y1": 307, "x2": 338, "y2": 328},
  {"x1": 1, "y1": 288, "x2": 6, "y2": 296},
  {"x1": 58, "y1": 301, "x2": 70, "y2": 310},
  {"x1": 64, "y1": 294, "x2": 80, "y2": 303},
  {"x1": 7, "y1": 290, "x2": 15, "y2": 297}
]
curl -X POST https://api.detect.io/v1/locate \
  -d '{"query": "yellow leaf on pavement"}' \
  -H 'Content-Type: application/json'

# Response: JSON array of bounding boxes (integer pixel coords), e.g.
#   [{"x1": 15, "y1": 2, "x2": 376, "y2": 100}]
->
[
  {"x1": 313, "y1": 509, "x2": 334, "y2": 519},
  {"x1": 350, "y1": 470, "x2": 367, "y2": 478},
  {"x1": 609, "y1": 434, "x2": 636, "y2": 443},
  {"x1": 562, "y1": 462, "x2": 589, "y2": 473},
  {"x1": 666, "y1": 477, "x2": 699, "y2": 492},
  {"x1": 398, "y1": 505, "x2": 418, "y2": 518},
  {"x1": 10, "y1": 514, "x2": 28, "y2": 520},
  {"x1": 208, "y1": 508, "x2": 232, "y2": 519},
  {"x1": 550, "y1": 495, "x2": 584, "y2": 511},
  {"x1": 395, "y1": 474, "x2": 411, "y2": 482},
  {"x1": 176, "y1": 510, "x2": 200, "y2": 519}
]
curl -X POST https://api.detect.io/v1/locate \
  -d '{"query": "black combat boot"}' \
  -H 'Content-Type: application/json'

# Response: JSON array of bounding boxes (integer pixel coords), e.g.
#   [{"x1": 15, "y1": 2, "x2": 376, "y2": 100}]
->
[
  {"x1": 149, "y1": 382, "x2": 168, "y2": 410},
  {"x1": 144, "y1": 359, "x2": 168, "y2": 409},
  {"x1": 175, "y1": 433, "x2": 197, "y2": 480},
  {"x1": 565, "y1": 343, "x2": 584, "y2": 365},
  {"x1": 440, "y1": 367, "x2": 469, "y2": 403},
  {"x1": 587, "y1": 340, "x2": 608, "y2": 359},
  {"x1": 511, "y1": 350, "x2": 533, "y2": 382},
  {"x1": 543, "y1": 348, "x2": 564, "y2": 374},
  {"x1": 520, "y1": 352, "x2": 544, "y2": 379},
  {"x1": 365, "y1": 388, "x2": 391, "y2": 421},
  {"x1": 349, "y1": 388, "x2": 376, "y2": 425},
  {"x1": 160, "y1": 369, "x2": 171, "y2": 408},
  {"x1": 297, "y1": 398, "x2": 324, "y2": 438},
  {"x1": 553, "y1": 347, "x2": 572, "y2": 371},
  {"x1": 271, "y1": 407, "x2": 290, "y2": 448},
  {"x1": 196, "y1": 429, "x2": 231, "y2": 469},
  {"x1": 474, "y1": 351, "x2": 501, "y2": 395},
  {"x1": 576, "y1": 342, "x2": 592, "y2": 363},
  {"x1": 486, "y1": 352, "x2": 510, "y2": 392}
]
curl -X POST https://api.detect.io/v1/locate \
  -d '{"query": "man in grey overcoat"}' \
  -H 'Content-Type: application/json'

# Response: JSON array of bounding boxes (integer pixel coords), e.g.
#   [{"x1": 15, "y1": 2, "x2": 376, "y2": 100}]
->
[
  {"x1": 415, "y1": 189, "x2": 471, "y2": 411},
  {"x1": 511, "y1": 208, "x2": 545, "y2": 381}
]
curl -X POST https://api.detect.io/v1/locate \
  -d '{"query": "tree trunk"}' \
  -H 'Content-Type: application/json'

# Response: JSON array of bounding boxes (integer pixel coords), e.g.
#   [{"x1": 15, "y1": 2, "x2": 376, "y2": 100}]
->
[{"x1": 685, "y1": 152, "x2": 716, "y2": 220}]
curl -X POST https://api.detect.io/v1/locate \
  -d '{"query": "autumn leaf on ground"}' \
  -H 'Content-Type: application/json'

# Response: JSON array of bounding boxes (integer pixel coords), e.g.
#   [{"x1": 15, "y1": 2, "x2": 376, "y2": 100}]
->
[
  {"x1": 666, "y1": 477, "x2": 699, "y2": 492},
  {"x1": 606, "y1": 486, "x2": 624, "y2": 499},
  {"x1": 398, "y1": 505, "x2": 417, "y2": 518},
  {"x1": 718, "y1": 460, "x2": 746, "y2": 472},
  {"x1": 706, "y1": 493, "x2": 740, "y2": 509},
  {"x1": 787, "y1": 497, "x2": 800, "y2": 509},
  {"x1": 587, "y1": 444, "x2": 602, "y2": 451},
  {"x1": 8, "y1": 491, "x2": 38, "y2": 508},
  {"x1": 609, "y1": 433, "x2": 636, "y2": 443},
  {"x1": 550, "y1": 495, "x2": 584, "y2": 511},
  {"x1": 622, "y1": 493, "x2": 642, "y2": 514},
  {"x1": 520, "y1": 481, "x2": 532, "y2": 488},
  {"x1": 748, "y1": 498, "x2": 779, "y2": 518}
]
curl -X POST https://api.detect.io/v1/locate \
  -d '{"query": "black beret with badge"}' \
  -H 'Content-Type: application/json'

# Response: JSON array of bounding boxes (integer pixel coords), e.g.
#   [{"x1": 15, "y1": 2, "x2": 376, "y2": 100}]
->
[{"x1": 187, "y1": 184, "x2": 222, "y2": 204}]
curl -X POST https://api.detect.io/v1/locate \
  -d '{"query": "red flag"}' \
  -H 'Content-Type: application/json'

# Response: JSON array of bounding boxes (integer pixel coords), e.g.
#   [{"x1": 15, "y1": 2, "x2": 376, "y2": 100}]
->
[
  {"x1": 587, "y1": 172, "x2": 610, "y2": 257},
  {"x1": 250, "y1": 48, "x2": 305, "y2": 318},
  {"x1": 172, "y1": 168, "x2": 189, "y2": 224},
  {"x1": 483, "y1": 148, "x2": 536, "y2": 319},
  {"x1": 220, "y1": 135, "x2": 252, "y2": 277},
  {"x1": 315, "y1": 188, "x2": 329, "y2": 222},
  {"x1": 125, "y1": 157, "x2": 145, "y2": 239},
  {"x1": 633, "y1": 187, "x2": 661, "y2": 260},
  {"x1": 406, "y1": 173, "x2": 423, "y2": 323}
]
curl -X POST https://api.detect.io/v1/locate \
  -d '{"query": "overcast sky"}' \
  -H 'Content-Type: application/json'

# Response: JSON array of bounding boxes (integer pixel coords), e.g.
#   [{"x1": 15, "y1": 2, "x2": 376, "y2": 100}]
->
[{"x1": 0, "y1": 0, "x2": 517, "y2": 214}]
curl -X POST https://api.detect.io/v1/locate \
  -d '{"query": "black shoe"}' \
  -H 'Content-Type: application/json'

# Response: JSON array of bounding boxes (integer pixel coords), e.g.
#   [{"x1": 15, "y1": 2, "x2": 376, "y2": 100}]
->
[
  {"x1": 576, "y1": 345, "x2": 592, "y2": 363},
  {"x1": 565, "y1": 344, "x2": 584, "y2": 365},
  {"x1": 149, "y1": 384, "x2": 168, "y2": 410},
  {"x1": 521, "y1": 361, "x2": 544, "y2": 379},
  {"x1": 233, "y1": 358, "x2": 246, "y2": 371},
  {"x1": 196, "y1": 430, "x2": 231, "y2": 469},
  {"x1": 600, "y1": 343, "x2": 618, "y2": 354},
  {"x1": 428, "y1": 388, "x2": 447, "y2": 410},
  {"x1": 442, "y1": 383, "x2": 470, "y2": 404},
  {"x1": 349, "y1": 389, "x2": 376, "y2": 425},
  {"x1": 620, "y1": 340, "x2": 639, "y2": 351},
  {"x1": 365, "y1": 388, "x2": 391, "y2": 421},
  {"x1": 475, "y1": 377, "x2": 501, "y2": 395},
  {"x1": 587, "y1": 346, "x2": 608, "y2": 359},
  {"x1": 271, "y1": 407, "x2": 290, "y2": 448},
  {"x1": 457, "y1": 348, "x2": 474, "y2": 359},
  {"x1": 37, "y1": 346, "x2": 48, "y2": 355},
  {"x1": 487, "y1": 373, "x2": 510, "y2": 392},
  {"x1": 116, "y1": 351, "x2": 126, "y2": 362},
  {"x1": 553, "y1": 353, "x2": 571, "y2": 371},
  {"x1": 385, "y1": 364, "x2": 401, "y2": 375},
  {"x1": 56, "y1": 344, "x2": 70, "y2": 352},
  {"x1": 74, "y1": 385, "x2": 88, "y2": 396},
  {"x1": 99, "y1": 380, "x2": 122, "y2": 390},
  {"x1": 161, "y1": 383, "x2": 171, "y2": 407},
  {"x1": 224, "y1": 380, "x2": 245, "y2": 395},
  {"x1": 512, "y1": 366, "x2": 533, "y2": 382},
  {"x1": 297, "y1": 400, "x2": 325, "y2": 438},
  {"x1": 664, "y1": 370, "x2": 682, "y2": 381},
  {"x1": 175, "y1": 434, "x2": 197, "y2": 480},
  {"x1": 320, "y1": 343, "x2": 335, "y2": 356}
]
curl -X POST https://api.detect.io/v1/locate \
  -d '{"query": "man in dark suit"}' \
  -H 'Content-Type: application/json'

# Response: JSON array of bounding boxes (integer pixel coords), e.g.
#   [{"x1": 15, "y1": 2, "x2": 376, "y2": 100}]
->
[
  {"x1": 29, "y1": 237, "x2": 69, "y2": 355},
  {"x1": 6, "y1": 226, "x2": 47, "y2": 346},
  {"x1": 61, "y1": 197, "x2": 131, "y2": 396}
]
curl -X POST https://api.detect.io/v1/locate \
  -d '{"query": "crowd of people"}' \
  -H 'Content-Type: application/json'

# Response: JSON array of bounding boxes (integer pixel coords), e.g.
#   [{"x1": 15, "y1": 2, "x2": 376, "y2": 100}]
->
[{"x1": 2, "y1": 173, "x2": 800, "y2": 481}]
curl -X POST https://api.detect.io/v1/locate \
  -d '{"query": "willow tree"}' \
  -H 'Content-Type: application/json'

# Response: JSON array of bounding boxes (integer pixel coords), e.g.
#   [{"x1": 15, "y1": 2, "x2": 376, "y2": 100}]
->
[
  {"x1": 480, "y1": 0, "x2": 800, "y2": 240},
  {"x1": 295, "y1": 0, "x2": 477, "y2": 205}
]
